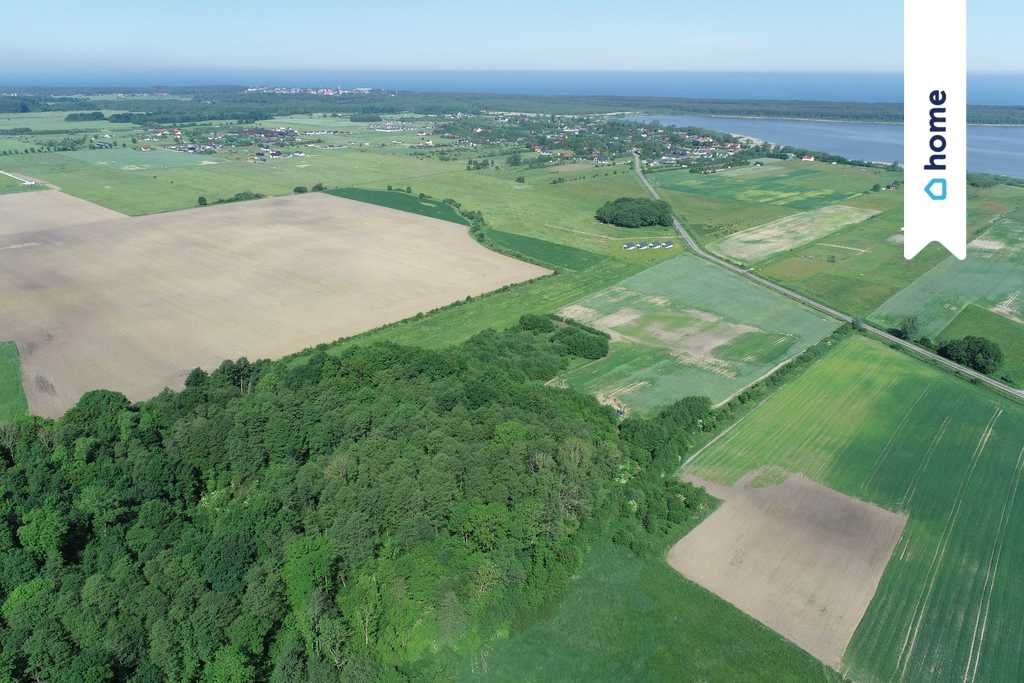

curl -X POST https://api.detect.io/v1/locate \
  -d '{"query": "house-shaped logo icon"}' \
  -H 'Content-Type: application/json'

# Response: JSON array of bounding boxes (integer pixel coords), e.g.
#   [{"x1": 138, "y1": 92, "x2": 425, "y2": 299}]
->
[{"x1": 925, "y1": 178, "x2": 947, "y2": 201}]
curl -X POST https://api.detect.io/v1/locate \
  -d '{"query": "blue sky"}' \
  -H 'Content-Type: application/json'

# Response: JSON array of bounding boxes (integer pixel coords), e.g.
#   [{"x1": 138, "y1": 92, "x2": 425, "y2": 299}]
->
[{"x1": 2, "y1": 0, "x2": 1021, "y2": 77}]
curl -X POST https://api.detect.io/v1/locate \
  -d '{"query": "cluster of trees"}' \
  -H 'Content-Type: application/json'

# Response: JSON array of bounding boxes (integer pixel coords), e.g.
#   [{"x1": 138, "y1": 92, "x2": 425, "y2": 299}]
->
[
  {"x1": 64, "y1": 111, "x2": 106, "y2": 122},
  {"x1": 349, "y1": 113, "x2": 383, "y2": 123},
  {"x1": 596, "y1": 197, "x2": 673, "y2": 228},
  {"x1": 937, "y1": 335, "x2": 1004, "y2": 375},
  {"x1": 0, "y1": 317, "x2": 715, "y2": 681},
  {"x1": 888, "y1": 318, "x2": 1005, "y2": 377},
  {"x1": 198, "y1": 191, "x2": 267, "y2": 207}
]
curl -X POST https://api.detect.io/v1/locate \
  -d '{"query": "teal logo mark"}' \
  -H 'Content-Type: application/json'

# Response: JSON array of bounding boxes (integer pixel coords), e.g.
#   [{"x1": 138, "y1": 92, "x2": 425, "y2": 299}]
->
[{"x1": 925, "y1": 178, "x2": 947, "y2": 201}]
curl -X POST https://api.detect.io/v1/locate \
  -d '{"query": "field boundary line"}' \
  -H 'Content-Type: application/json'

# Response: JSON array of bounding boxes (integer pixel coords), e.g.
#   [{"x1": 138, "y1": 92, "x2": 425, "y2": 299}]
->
[{"x1": 681, "y1": 394, "x2": 772, "y2": 469}]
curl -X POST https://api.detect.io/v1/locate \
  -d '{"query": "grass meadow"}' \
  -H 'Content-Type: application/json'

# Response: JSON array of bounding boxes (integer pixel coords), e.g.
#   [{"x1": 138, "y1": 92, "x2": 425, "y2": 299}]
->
[
  {"x1": 686, "y1": 335, "x2": 1024, "y2": 682},
  {"x1": 556, "y1": 254, "x2": 837, "y2": 414},
  {"x1": 0, "y1": 342, "x2": 27, "y2": 422}
]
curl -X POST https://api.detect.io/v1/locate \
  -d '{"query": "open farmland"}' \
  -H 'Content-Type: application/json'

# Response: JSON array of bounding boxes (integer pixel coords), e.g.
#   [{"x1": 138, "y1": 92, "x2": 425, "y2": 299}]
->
[
  {"x1": 683, "y1": 335, "x2": 1024, "y2": 681},
  {"x1": 869, "y1": 198, "x2": 1024, "y2": 383},
  {"x1": 1, "y1": 146, "x2": 457, "y2": 215},
  {"x1": 555, "y1": 254, "x2": 837, "y2": 415},
  {"x1": 669, "y1": 472, "x2": 905, "y2": 668},
  {"x1": 460, "y1": 537, "x2": 841, "y2": 682},
  {"x1": 756, "y1": 184, "x2": 1018, "y2": 316},
  {"x1": 648, "y1": 158, "x2": 900, "y2": 244},
  {"x1": 0, "y1": 190, "x2": 547, "y2": 417},
  {"x1": 712, "y1": 204, "x2": 879, "y2": 263}
]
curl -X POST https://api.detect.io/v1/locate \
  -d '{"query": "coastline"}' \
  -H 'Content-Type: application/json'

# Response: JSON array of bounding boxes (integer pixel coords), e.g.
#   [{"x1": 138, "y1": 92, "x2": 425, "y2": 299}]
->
[{"x1": 637, "y1": 112, "x2": 1024, "y2": 128}]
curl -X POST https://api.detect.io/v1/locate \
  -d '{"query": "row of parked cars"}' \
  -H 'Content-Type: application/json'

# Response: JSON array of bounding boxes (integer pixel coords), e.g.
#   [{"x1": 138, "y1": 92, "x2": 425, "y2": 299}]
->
[{"x1": 623, "y1": 241, "x2": 674, "y2": 251}]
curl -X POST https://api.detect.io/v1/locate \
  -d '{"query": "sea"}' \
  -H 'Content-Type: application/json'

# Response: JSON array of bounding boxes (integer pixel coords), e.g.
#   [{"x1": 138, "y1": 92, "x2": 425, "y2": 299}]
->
[{"x1": 629, "y1": 114, "x2": 1024, "y2": 178}]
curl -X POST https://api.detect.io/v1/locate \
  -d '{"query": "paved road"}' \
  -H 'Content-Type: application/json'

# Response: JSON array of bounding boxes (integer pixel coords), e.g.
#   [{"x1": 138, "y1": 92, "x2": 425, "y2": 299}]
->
[{"x1": 633, "y1": 154, "x2": 1024, "y2": 402}]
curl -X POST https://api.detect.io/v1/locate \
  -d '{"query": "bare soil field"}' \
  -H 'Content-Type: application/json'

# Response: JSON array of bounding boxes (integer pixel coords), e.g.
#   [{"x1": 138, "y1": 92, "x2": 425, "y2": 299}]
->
[
  {"x1": 713, "y1": 205, "x2": 879, "y2": 263},
  {"x1": 0, "y1": 191, "x2": 548, "y2": 417},
  {"x1": 667, "y1": 471, "x2": 907, "y2": 668},
  {"x1": 0, "y1": 189, "x2": 124, "y2": 237}
]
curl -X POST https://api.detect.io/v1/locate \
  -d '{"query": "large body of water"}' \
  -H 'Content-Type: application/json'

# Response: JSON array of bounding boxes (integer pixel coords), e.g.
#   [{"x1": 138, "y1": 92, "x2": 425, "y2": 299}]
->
[{"x1": 631, "y1": 114, "x2": 1024, "y2": 178}]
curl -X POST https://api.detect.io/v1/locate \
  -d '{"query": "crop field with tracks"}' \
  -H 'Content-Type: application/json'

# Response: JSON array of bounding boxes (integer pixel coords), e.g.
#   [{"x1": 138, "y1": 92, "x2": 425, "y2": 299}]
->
[
  {"x1": 684, "y1": 335, "x2": 1024, "y2": 681},
  {"x1": 555, "y1": 254, "x2": 837, "y2": 415}
]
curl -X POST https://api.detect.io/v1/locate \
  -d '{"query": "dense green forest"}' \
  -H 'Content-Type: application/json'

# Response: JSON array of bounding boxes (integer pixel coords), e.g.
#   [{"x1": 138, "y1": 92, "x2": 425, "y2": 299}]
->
[
  {"x1": 0, "y1": 317, "x2": 716, "y2": 682},
  {"x1": 4, "y1": 88, "x2": 1023, "y2": 124}
]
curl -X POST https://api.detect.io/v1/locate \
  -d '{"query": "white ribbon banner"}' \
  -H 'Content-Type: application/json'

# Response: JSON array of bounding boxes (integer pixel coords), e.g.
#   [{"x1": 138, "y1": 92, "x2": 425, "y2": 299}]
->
[{"x1": 904, "y1": 0, "x2": 967, "y2": 260}]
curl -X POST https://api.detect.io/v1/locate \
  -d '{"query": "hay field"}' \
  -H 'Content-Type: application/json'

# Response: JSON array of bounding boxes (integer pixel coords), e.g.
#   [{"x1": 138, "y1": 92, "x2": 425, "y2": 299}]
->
[
  {"x1": 0, "y1": 191, "x2": 547, "y2": 417},
  {"x1": 669, "y1": 472, "x2": 906, "y2": 668},
  {"x1": 712, "y1": 205, "x2": 879, "y2": 263},
  {"x1": 685, "y1": 335, "x2": 1024, "y2": 681},
  {"x1": 556, "y1": 254, "x2": 837, "y2": 415}
]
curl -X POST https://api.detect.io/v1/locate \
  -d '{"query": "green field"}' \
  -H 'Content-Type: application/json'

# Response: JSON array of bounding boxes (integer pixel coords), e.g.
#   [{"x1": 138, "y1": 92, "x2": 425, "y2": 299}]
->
[
  {"x1": 0, "y1": 110, "x2": 136, "y2": 132},
  {"x1": 486, "y1": 229, "x2": 607, "y2": 271},
  {"x1": 0, "y1": 342, "x2": 27, "y2": 423},
  {"x1": 711, "y1": 204, "x2": 879, "y2": 264},
  {"x1": 327, "y1": 186, "x2": 469, "y2": 224},
  {"x1": 939, "y1": 305, "x2": 1024, "y2": 385},
  {"x1": 0, "y1": 173, "x2": 42, "y2": 194},
  {"x1": 756, "y1": 185, "x2": 1017, "y2": 317},
  {"x1": 686, "y1": 335, "x2": 1024, "y2": 682},
  {"x1": 648, "y1": 158, "x2": 900, "y2": 244},
  {"x1": 650, "y1": 158, "x2": 895, "y2": 210},
  {"x1": 327, "y1": 186, "x2": 606, "y2": 271},
  {"x1": 556, "y1": 254, "x2": 838, "y2": 415},
  {"x1": 462, "y1": 538, "x2": 841, "y2": 682},
  {"x1": 871, "y1": 212, "x2": 1024, "y2": 334}
]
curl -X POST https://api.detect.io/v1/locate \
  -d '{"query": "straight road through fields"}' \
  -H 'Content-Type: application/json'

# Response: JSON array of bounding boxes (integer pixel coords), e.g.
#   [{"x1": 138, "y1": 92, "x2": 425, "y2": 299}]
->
[{"x1": 632, "y1": 153, "x2": 1024, "y2": 402}]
